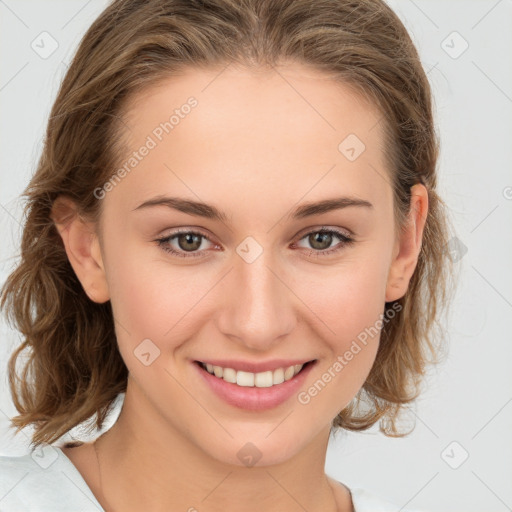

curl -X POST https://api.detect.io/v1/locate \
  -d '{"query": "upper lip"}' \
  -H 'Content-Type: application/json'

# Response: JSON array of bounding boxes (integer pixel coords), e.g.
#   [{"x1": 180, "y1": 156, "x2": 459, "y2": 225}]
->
[{"x1": 195, "y1": 359, "x2": 316, "y2": 373}]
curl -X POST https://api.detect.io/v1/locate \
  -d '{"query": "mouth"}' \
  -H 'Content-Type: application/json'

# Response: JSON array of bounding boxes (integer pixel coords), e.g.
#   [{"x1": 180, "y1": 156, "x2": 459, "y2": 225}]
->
[
  {"x1": 193, "y1": 359, "x2": 317, "y2": 388},
  {"x1": 192, "y1": 358, "x2": 318, "y2": 411}
]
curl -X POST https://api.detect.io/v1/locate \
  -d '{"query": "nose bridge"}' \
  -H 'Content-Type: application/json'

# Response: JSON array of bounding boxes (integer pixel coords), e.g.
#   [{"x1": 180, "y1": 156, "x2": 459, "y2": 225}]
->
[{"x1": 217, "y1": 244, "x2": 295, "y2": 348}]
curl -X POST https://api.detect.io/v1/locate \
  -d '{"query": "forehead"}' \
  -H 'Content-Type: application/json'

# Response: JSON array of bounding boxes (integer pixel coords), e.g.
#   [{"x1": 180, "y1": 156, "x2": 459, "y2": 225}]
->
[{"x1": 110, "y1": 63, "x2": 391, "y2": 218}]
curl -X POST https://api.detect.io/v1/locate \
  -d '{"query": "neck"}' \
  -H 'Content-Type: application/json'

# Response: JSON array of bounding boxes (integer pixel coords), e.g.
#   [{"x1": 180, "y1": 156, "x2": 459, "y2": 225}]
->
[{"x1": 92, "y1": 380, "x2": 348, "y2": 512}]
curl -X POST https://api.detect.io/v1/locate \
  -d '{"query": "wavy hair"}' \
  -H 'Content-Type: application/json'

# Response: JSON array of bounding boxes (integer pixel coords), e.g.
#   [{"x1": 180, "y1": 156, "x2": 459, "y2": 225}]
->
[{"x1": 1, "y1": 0, "x2": 458, "y2": 448}]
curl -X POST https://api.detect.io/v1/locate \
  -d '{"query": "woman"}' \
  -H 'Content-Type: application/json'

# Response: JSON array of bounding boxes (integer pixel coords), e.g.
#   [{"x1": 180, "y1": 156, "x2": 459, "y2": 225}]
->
[{"x1": 0, "y1": 0, "x2": 456, "y2": 510}]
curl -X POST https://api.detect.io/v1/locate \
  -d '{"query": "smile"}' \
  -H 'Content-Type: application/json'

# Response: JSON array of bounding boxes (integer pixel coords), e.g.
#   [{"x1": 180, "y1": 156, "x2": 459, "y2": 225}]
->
[{"x1": 192, "y1": 359, "x2": 318, "y2": 411}]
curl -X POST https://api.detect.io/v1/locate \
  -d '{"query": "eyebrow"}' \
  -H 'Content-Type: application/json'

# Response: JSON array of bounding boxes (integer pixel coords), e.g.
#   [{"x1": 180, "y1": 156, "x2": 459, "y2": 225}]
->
[{"x1": 131, "y1": 195, "x2": 373, "y2": 222}]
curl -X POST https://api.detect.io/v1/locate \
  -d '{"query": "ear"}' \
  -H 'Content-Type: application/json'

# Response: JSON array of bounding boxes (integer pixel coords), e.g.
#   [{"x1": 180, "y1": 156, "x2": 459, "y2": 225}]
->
[
  {"x1": 51, "y1": 195, "x2": 110, "y2": 304},
  {"x1": 385, "y1": 184, "x2": 428, "y2": 302}
]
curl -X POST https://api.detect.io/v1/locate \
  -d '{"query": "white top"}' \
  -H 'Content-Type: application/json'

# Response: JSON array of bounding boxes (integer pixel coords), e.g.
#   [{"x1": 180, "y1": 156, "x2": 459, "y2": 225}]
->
[{"x1": 0, "y1": 445, "x2": 425, "y2": 511}]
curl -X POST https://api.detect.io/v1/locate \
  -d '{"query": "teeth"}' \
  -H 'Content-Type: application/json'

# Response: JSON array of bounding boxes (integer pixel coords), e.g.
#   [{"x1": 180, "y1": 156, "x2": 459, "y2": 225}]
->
[
  {"x1": 223, "y1": 367, "x2": 236, "y2": 384},
  {"x1": 254, "y1": 371, "x2": 273, "y2": 388},
  {"x1": 237, "y1": 370, "x2": 254, "y2": 387},
  {"x1": 273, "y1": 368, "x2": 284, "y2": 385},
  {"x1": 202, "y1": 363, "x2": 306, "y2": 387},
  {"x1": 284, "y1": 366, "x2": 295, "y2": 380}
]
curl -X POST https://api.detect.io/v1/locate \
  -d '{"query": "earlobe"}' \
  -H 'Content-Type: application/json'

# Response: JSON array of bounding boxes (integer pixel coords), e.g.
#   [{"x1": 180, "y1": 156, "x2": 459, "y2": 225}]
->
[
  {"x1": 51, "y1": 196, "x2": 110, "y2": 304},
  {"x1": 385, "y1": 184, "x2": 428, "y2": 302}
]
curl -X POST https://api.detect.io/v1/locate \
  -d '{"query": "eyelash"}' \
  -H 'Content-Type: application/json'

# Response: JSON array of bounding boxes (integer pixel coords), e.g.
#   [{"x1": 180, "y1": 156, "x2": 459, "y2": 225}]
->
[{"x1": 154, "y1": 226, "x2": 355, "y2": 259}]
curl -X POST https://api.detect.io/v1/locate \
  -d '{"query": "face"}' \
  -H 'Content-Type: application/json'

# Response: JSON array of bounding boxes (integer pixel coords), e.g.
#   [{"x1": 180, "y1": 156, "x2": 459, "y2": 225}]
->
[{"x1": 56, "y1": 62, "x2": 427, "y2": 467}]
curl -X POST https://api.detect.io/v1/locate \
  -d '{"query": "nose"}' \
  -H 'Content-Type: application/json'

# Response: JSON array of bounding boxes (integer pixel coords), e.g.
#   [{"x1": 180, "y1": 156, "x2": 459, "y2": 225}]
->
[{"x1": 216, "y1": 246, "x2": 296, "y2": 351}]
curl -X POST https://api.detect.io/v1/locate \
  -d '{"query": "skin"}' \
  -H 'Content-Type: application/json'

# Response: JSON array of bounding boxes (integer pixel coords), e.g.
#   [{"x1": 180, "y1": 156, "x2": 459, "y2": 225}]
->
[{"x1": 53, "y1": 62, "x2": 428, "y2": 512}]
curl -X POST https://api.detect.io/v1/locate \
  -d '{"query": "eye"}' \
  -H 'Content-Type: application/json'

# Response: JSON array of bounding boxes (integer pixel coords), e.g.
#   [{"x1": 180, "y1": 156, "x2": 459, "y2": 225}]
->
[
  {"x1": 293, "y1": 227, "x2": 355, "y2": 258},
  {"x1": 155, "y1": 229, "x2": 217, "y2": 259},
  {"x1": 154, "y1": 226, "x2": 355, "y2": 259}
]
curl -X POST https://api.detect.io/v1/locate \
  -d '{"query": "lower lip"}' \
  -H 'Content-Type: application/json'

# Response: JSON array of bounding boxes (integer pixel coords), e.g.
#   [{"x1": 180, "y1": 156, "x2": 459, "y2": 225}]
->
[{"x1": 192, "y1": 360, "x2": 317, "y2": 411}]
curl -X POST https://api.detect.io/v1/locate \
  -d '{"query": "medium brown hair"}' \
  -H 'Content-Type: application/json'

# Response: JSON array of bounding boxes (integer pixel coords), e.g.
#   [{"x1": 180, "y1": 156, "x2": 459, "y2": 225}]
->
[{"x1": 1, "y1": 0, "x2": 458, "y2": 448}]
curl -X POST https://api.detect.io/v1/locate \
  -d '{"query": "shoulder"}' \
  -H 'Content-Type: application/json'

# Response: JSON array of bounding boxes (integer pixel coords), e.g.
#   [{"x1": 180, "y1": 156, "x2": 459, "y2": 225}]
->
[
  {"x1": 0, "y1": 444, "x2": 103, "y2": 511},
  {"x1": 349, "y1": 486, "x2": 427, "y2": 512}
]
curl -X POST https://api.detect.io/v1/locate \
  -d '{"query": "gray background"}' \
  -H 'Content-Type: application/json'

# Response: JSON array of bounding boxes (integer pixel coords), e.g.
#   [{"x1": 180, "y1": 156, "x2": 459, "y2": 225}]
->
[{"x1": 1, "y1": 1, "x2": 511, "y2": 511}]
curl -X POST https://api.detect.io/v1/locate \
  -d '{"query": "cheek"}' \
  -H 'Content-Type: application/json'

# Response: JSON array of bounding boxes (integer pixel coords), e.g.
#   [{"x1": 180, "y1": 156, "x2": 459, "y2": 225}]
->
[
  {"x1": 292, "y1": 260, "x2": 388, "y2": 400},
  {"x1": 105, "y1": 244, "x2": 219, "y2": 357},
  {"x1": 295, "y1": 257, "x2": 389, "y2": 343}
]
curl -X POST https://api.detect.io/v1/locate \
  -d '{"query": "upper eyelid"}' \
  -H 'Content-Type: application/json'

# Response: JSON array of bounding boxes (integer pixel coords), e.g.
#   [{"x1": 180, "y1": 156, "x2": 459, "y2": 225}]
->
[
  {"x1": 294, "y1": 225, "x2": 353, "y2": 240},
  {"x1": 163, "y1": 228, "x2": 216, "y2": 243}
]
